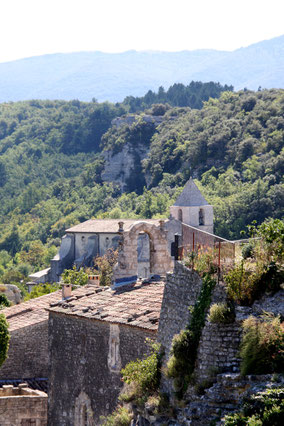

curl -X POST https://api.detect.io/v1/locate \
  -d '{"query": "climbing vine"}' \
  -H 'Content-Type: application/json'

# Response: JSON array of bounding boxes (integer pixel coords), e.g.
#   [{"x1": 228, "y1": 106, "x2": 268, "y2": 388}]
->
[{"x1": 166, "y1": 273, "x2": 216, "y2": 399}]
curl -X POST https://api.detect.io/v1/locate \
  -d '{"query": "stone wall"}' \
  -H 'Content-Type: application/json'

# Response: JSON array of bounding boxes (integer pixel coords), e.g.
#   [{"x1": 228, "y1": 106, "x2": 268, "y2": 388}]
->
[
  {"x1": 0, "y1": 384, "x2": 47, "y2": 425},
  {"x1": 114, "y1": 221, "x2": 173, "y2": 281},
  {"x1": 195, "y1": 321, "x2": 242, "y2": 384},
  {"x1": 48, "y1": 312, "x2": 155, "y2": 425},
  {"x1": 158, "y1": 262, "x2": 203, "y2": 361},
  {"x1": 0, "y1": 322, "x2": 48, "y2": 380}
]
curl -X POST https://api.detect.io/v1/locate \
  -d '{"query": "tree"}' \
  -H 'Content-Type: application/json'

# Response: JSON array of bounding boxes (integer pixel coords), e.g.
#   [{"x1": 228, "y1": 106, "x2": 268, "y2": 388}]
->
[{"x1": 0, "y1": 314, "x2": 9, "y2": 367}]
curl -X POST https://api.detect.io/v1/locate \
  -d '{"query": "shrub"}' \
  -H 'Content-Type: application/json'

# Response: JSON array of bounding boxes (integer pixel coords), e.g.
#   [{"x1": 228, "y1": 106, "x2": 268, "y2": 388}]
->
[
  {"x1": 120, "y1": 341, "x2": 162, "y2": 405},
  {"x1": 61, "y1": 266, "x2": 88, "y2": 286},
  {"x1": 95, "y1": 249, "x2": 118, "y2": 286},
  {"x1": 241, "y1": 242, "x2": 255, "y2": 259},
  {"x1": 208, "y1": 302, "x2": 235, "y2": 324},
  {"x1": 0, "y1": 294, "x2": 11, "y2": 309},
  {"x1": 24, "y1": 283, "x2": 60, "y2": 301},
  {"x1": 0, "y1": 313, "x2": 10, "y2": 367},
  {"x1": 240, "y1": 313, "x2": 284, "y2": 375},
  {"x1": 223, "y1": 387, "x2": 284, "y2": 425},
  {"x1": 100, "y1": 406, "x2": 132, "y2": 426}
]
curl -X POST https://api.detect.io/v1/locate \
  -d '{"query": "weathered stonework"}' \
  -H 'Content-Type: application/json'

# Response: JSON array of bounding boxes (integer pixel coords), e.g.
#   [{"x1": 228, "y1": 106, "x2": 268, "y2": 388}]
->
[
  {"x1": 48, "y1": 313, "x2": 155, "y2": 425},
  {"x1": 0, "y1": 384, "x2": 47, "y2": 426},
  {"x1": 0, "y1": 322, "x2": 48, "y2": 380},
  {"x1": 114, "y1": 221, "x2": 173, "y2": 281},
  {"x1": 158, "y1": 262, "x2": 203, "y2": 361}
]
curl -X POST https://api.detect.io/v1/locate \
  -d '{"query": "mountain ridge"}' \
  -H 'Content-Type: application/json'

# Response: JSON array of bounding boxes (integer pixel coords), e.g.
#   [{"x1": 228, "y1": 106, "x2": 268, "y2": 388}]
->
[{"x1": 0, "y1": 35, "x2": 284, "y2": 102}]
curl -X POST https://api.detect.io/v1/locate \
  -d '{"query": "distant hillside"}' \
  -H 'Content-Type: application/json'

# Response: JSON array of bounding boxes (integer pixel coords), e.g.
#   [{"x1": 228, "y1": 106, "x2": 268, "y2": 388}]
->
[{"x1": 0, "y1": 35, "x2": 284, "y2": 102}]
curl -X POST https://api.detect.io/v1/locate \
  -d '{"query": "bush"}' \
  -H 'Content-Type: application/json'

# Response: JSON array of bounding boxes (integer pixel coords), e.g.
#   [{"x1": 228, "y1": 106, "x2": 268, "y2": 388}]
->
[
  {"x1": 0, "y1": 294, "x2": 11, "y2": 309},
  {"x1": 223, "y1": 387, "x2": 284, "y2": 425},
  {"x1": 95, "y1": 249, "x2": 118, "y2": 286},
  {"x1": 61, "y1": 266, "x2": 88, "y2": 286},
  {"x1": 120, "y1": 341, "x2": 162, "y2": 405},
  {"x1": 208, "y1": 302, "x2": 235, "y2": 324},
  {"x1": 0, "y1": 313, "x2": 10, "y2": 367},
  {"x1": 100, "y1": 406, "x2": 132, "y2": 426},
  {"x1": 242, "y1": 242, "x2": 255, "y2": 259},
  {"x1": 24, "y1": 283, "x2": 60, "y2": 301},
  {"x1": 240, "y1": 313, "x2": 284, "y2": 375}
]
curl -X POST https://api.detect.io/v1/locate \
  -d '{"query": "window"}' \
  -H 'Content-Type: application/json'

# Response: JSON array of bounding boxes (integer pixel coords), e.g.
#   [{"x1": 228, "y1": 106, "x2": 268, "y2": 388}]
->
[
  {"x1": 178, "y1": 209, "x2": 183, "y2": 222},
  {"x1": 199, "y1": 209, "x2": 204, "y2": 226}
]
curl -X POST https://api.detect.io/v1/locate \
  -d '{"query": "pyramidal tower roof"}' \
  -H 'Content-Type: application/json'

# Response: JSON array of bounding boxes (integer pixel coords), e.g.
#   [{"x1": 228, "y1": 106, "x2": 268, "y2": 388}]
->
[{"x1": 174, "y1": 178, "x2": 209, "y2": 207}]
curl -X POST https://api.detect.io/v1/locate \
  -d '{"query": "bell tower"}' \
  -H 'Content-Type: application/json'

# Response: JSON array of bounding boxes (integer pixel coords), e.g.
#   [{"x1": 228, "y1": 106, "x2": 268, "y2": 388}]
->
[{"x1": 170, "y1": 178, "x2": 214, "y2": 234}]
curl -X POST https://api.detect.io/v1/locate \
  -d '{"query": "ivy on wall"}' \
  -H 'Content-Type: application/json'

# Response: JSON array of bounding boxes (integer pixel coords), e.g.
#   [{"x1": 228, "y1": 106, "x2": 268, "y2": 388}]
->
[{"x1": 166, "y1": 273, "x2": 216, "y2": 399}]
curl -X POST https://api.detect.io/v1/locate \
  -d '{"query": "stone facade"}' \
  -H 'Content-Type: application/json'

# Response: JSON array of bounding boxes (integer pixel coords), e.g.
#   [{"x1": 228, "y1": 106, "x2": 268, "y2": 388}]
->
[
  {"x1": 48, "y1": 313, "x2": 155, "y2": 425},
  {"x1": 0, "y1": 384, "x2": 47, "y2": 426},
  {"x1": 114, "y1": 221, "x2": 174, "y2": 281},
  {"x1": 0, "y1": 322, "x2": 48, "y2": 381},
  {"x1": 195, "y1": 322, "x2": 242, "y2": 384}
]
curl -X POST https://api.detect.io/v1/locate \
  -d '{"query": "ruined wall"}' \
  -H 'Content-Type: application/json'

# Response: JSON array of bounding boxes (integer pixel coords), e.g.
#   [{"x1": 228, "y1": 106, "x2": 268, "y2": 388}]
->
[
  {"x1": 0, "y1": 322, "x2": 48, "y2": 380},
  {"x1": 158, "y1": 262, "x2": 203, "y2": 361},
  {"x1": 48, "y1": 313, "x2": 155, "y2": 425},
  {"x1": 0, "y1": 385, "x2": 47, "y2": 426},
  {"x1": 114, "y1": 222, "x2": 173, "y2": 281}
]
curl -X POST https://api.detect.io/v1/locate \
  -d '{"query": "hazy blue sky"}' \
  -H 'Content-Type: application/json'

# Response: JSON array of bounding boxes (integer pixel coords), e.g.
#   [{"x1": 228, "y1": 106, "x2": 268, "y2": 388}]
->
[{"x1": 1, "y1": 0, "x2": 283, "y2": 63}]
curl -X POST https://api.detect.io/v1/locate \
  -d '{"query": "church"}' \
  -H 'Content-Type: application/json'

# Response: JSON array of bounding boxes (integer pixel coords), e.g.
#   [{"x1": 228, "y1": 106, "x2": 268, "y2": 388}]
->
[{"x1": 48, "y1": 178, "x2": 214, "y2": 283}]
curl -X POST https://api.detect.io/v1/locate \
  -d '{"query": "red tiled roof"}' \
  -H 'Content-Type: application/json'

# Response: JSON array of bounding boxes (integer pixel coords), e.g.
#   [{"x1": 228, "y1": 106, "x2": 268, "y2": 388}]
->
[
  {"x1": 66, "y1": 219, "x2": 165, "y2": 233},
  {"x1": 48, "y1": 281, "x2": 165, "y2": 331},
  {"x1": 1, "y1": 287, "x2": 90, "y2": 332}
]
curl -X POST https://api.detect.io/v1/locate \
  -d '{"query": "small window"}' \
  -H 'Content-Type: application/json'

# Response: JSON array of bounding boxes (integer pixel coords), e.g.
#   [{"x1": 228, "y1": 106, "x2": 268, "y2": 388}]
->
[
  {"x1": 178, "y1": 209, "x2": 183, "y2": 222},
  {"x1": 199, "y1": 209, "x2": 204, "y2": 226}
]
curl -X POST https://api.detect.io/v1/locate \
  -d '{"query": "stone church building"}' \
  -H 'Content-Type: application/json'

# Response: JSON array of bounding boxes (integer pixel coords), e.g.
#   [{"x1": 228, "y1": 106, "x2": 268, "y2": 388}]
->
[{"x1": 48, "y1": 178, "x2": 214, "y2": 283}]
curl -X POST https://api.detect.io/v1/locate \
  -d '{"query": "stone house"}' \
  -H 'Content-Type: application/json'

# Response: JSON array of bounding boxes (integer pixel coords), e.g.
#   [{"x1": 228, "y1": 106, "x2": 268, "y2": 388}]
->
[
  {"x1": 0, "y1": 286, "x2": 93, "y2": 390},
  {"x1": 47, "y1": 280, "x2": 165, "y2": 425}
]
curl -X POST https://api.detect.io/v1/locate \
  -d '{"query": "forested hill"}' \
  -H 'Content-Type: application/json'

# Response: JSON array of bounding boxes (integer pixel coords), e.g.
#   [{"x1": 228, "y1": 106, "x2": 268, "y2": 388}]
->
[
  {"x1": 0, "y1": 86, "x2": 283, "y2": 284},
  {"x1": 0, "y1": 35, "x2": 284, "y2": 102}
]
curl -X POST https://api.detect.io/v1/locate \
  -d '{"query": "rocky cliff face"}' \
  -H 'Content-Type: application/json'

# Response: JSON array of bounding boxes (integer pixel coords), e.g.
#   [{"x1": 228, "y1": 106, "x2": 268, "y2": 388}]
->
[
  {"x1": 101, "y1": 143, "x2": 149, "y2": 192},
  {"x1": 101, "y1": 114, "x2": 165, "y2": 192}
]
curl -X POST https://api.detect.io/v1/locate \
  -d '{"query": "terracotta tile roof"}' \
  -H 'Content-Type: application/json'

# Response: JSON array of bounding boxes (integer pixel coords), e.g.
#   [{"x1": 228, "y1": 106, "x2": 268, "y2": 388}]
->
[
  {"x1": 48, "y1": 281, "x2": 165, "y2": 331},
  {"x1": 1, "y1": 287, "x2": 90, "y2": 332},
  {"x1": 66, "y1": 219, "x2": 166, "y2": 233}
]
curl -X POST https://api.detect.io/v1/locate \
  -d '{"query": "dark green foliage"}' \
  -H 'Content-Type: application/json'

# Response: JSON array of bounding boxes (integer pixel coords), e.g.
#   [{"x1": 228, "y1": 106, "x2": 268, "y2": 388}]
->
[
  {"x1": 240, "y1": 314, "x2": 284, "y2": 376},
  {"x1": 24, "y1": 283, "x2": 60, "y2": 301},
  {"x1": 167, "y1": 274, "x2": 216, "y2": 398},
  {"x1": 0, "y1": 294, "x2": 11, "y2": 309},
  {"x1": 121, "y1": 342, "x2": 163, "y2": 405},
  {"x1": 61, "y1": 266, "x2": 88, "y2": 286},
  {"x1": 0, "y1": 313, "x2": 9, "y2": 367},
  {"x1": 123, "y1": 82, "x2": 233, "y2": 112},
  {"x1": 224, "y1": 387, "x2": 284, "y2": 425}
]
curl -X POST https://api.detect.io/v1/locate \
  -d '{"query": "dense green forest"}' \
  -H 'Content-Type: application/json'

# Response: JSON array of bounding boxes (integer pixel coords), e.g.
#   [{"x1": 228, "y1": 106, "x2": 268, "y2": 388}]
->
[{"x1": 0, "y1": 83, "x2": 283, "y2": 284}]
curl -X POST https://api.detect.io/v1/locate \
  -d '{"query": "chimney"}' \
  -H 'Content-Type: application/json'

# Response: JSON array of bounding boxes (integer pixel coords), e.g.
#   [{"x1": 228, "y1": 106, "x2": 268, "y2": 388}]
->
[
  {"x1": 118, "y1": 221, "x2": 124, "y2": 233},
  {"x1": 62, "y1": 283, "x2": 72, "y2": 300}
]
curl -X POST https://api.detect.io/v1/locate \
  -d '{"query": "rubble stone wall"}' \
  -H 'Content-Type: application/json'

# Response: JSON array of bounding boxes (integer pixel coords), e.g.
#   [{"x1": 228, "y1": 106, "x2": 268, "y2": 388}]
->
[
  {"x1": 0, "y1": 385, "x2": 47, "y2": 426},
  {"x1": 0, "y1": 322, "x2": 48, "y2": 380}
]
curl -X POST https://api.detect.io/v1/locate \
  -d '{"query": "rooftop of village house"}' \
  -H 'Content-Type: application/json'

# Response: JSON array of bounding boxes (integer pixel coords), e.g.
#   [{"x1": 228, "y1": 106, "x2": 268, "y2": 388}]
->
[
  {"x1": 47, "y1": 280, "x2": 165, "y2": 331},
  {"x1": 1, "y1": 286, "x2": 92, "y2": 331},
  {"x1": 65, "y1": 218, "x2": 166, "y2": 233}
]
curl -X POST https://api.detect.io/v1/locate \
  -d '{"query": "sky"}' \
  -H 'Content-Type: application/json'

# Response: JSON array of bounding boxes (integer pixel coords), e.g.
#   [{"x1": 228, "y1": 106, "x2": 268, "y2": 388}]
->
[{"x1": 1, "y1": 0, "x2": 284, "y2": 63}]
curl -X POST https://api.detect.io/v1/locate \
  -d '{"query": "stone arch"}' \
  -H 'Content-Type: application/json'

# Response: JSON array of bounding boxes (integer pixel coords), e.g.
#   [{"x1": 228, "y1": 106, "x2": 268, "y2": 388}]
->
[
  {"x1": 114, "y1": 221, "x2": 173, "y2": 281},
  {"x1": 74, "y1": 391, "x2": 94, "y2": 426}
]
